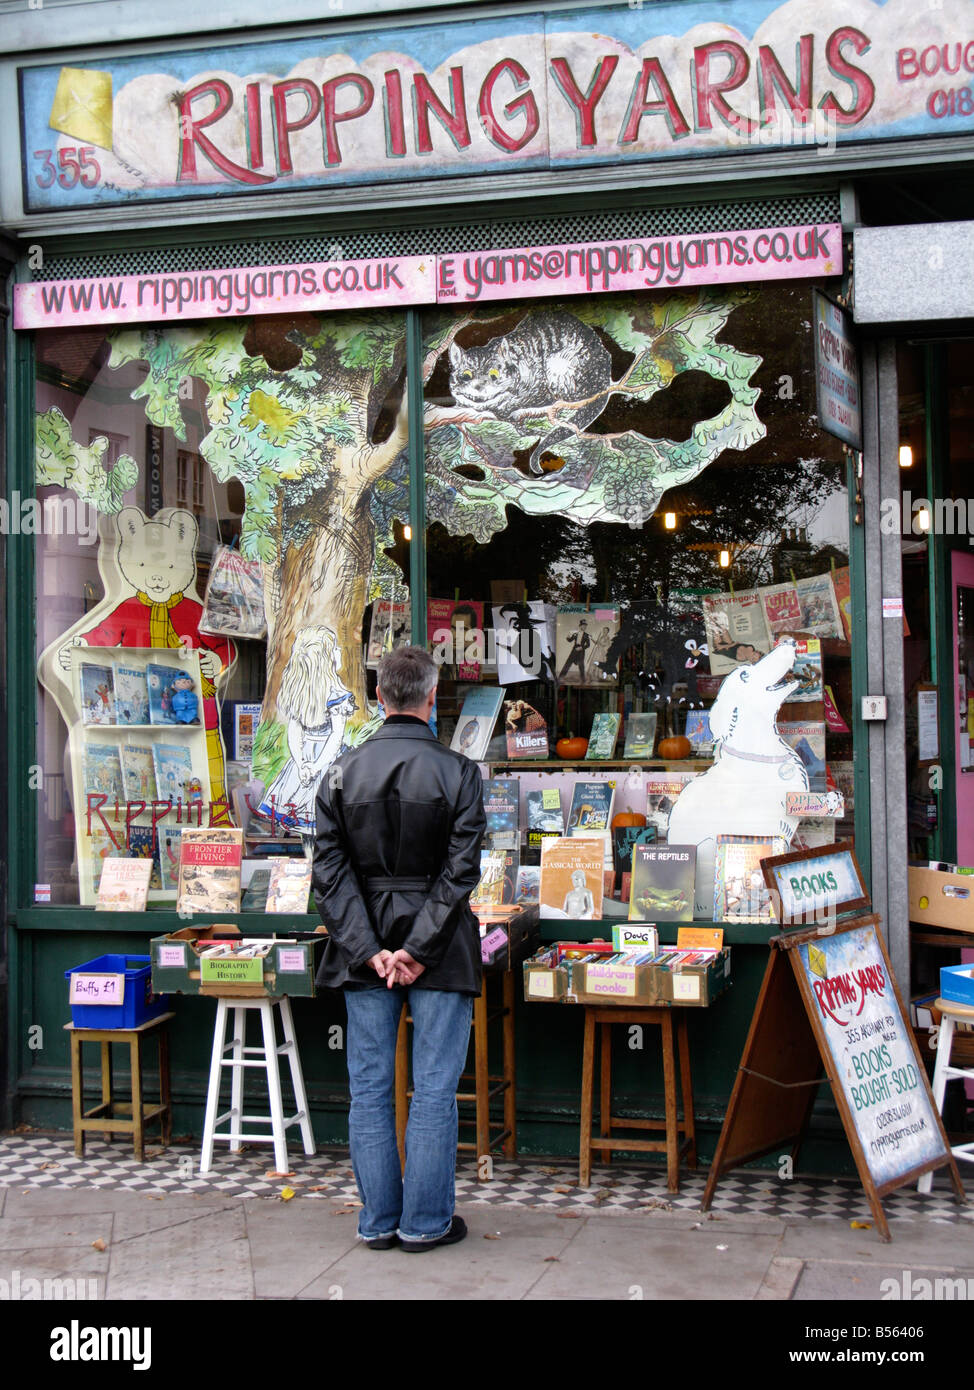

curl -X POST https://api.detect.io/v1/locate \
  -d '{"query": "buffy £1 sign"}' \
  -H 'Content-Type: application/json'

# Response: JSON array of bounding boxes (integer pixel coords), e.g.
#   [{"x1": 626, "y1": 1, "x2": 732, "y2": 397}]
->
[{"x1": 796, "y1": 924, "x2": 945, "y2": 1188}]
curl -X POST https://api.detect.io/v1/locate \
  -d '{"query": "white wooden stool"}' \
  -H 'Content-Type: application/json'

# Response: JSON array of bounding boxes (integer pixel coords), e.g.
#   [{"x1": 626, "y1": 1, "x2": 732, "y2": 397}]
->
[
  {"x1": 918, "y1": 997, "x2": 974, "y2": 1194},
  {"x1": 200, "y1": 996, "x2": 315, "y2": 1175}
]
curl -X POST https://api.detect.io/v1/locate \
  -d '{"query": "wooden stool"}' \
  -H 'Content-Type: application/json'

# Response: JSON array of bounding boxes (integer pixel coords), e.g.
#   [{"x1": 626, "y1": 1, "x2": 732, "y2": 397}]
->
[
  {"x1": 579, "y1": 1005, "x2": 697, "y2": 1192},
  {"x1": 918, "y1": 996, "x2": 974, "y2": 1194},
  {"x1": 395, "y1": 970, "x2": 517, "y2": 1176},
  {"x1": 200, "y1": 996, "x2": 315, "y2": 1175},
  {"x1": 66, "y1": 1012, "x2": 174, "y2": 1161}
]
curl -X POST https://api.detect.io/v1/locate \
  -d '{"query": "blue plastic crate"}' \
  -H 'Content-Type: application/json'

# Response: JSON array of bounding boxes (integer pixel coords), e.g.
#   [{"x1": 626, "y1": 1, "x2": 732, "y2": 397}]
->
[
  {"x1": 941, "y1": 963, "x2": 974, "y2": 1010},
  {"x1": 65, "y1": 954, "x2": 168, "y2": 1029}
]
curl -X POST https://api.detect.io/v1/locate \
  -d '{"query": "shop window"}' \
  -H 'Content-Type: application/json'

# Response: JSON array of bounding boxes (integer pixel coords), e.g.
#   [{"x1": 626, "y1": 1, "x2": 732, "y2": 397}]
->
[
  {"x1": 421, "y1": 284, "x2": 855, "y2": 920},
  {"x1": 32, "y1": 310, "x2": 408, "y2": 906}
]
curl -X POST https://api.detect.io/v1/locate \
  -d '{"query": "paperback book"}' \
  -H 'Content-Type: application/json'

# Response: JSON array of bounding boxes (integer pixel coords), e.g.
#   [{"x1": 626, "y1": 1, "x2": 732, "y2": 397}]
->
[
  {"x1": 120, "y1": 744, "x2": 158, "y2": 802},
  {"x1": 146, "y1": 662, "x2": 190, "y2": 725},
  {"x1": 777, "y1": 721, "x2": 827, "y2": 792},
  {"x1": 514, "y1": 865, "x2": 541, "y2": 906},
  {"x1": 428, "y1": 598, "x2": 485, "y2": 680},
  {"x1": 234, "y1": 702, "x2": 263, "y2": 761},
  {"x1": 612, "y1": 824, "x2": 656, "y2": 882},
  {"x1": 241, "y1": 867, "x2": 272, "y2": 912},
  {"x1": 713, "y1": 835, "x2": 786, "y2": 923},
  {"x1": 702, "y1": 590, "x2": 771, "y2": 675},
  {"x1": 157, "y1": 824, "x2": 184, "y2": 894},
  {"x1": 266, "y1": 858, "x2": 313, "y2": 913},
  {"x1": 645, "y1": 772, "x2": 700, "y2": 838},
  {"x1": 492, "y1": 601, "x2": 556, "y2": 685},
  {"x1": 585, "y1": 712, "x2": 621, "y2": 760},
  {"x1": 629, "y1": 844, "x2": 696, "y2": 922},
  {"x1": 567, "y1": 780, "x2": 614, "y2": 833},
  {"x1": 470, "y1": 847, "x2": 519, "y2": 912},
  {"x1": 177, "y1": 827, "x2": 244, "y2": 915},
  {"x1": 525, "y1": 788, "x2": 564, "y2": 834},
  {"x1": 789, "y1": 638, "x2": 823, "y2": 703},
  {"x1": 830, "y1": 566, "x2": 853, "y2": 642},
  {"x1": 83, "y1": 742, "x2": 125, "y2": 803},
  {"x1": 539, "y1": 838, "x2": 604, "y2": 921},
  {"x1": 503, "y1": 697, "x2": 548, "y2": 759},
  {"x1": 96, "y1": 857, "x2": 153, "y2": 912},
  {"x1": 555, "y1": 605, "x2": 621, "y2": 687},
  {"x1": 151, "y1": 743, "x2": 197, "y2": 804},
  {"x1": 684, "y1": 710, "x2": 714, "y2": 757},
  {"x1": 482, "y1": 778, "x2": 520, "y2": 850},
  {"x1": 450, "y1": 686, "x2": 505, "y2": 762},
  {"x1": 114, "y1": 667, "x2": 149, "y2": 726},
  {"x1": 84, "y1": 825, "x2": 125, "y2": 893},
  {"x1": 623, "y1": 712, "x2": 658, "y2": 759},
  {"x1": 366, "y1": 599, "x2": 410, "y2": 668},
  {"x1": 80, "y1": 663, "x2": 117, "y2": 726},
  {"x1": 126, "y1": 824, "x2": 164, "y2": 891}
]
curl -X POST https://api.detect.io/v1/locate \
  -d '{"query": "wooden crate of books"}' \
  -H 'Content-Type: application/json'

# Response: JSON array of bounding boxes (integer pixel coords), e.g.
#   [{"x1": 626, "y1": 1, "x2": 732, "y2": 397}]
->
[
  {"x1": 523, "y1": 940, "x2": 731, "y2": 1008},
  {"x1": 150, "y1": 924, "x2": 326, "y2": 998}
]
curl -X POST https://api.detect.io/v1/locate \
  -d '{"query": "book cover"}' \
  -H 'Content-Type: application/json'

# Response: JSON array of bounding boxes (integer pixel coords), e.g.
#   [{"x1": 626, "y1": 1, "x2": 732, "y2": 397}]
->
[
  {"x1": 146, "y1": 662, "x2": 188, "y2": 725},
  {"x1": 177, "y1": 827, "x2": 244, "y2": 915},
  {"x1": 794, "y1": 573, "x2": 843, "y2": 640},
  {"x1": 555, "y1": 604, "x2": 621, "y2": 687},
  {"x1": 830, "y1": 566, "x2": 853, "y2": 642},
  {"x1": 80, "y1": 663, "x2": 117, "y2": 725},
  {"x1": 790, "y1": 638, "x2": 823, "y2": 703},
  {"x1": 539, "y1": 837, "x2": 604, "y2": 921},
  {"x1": 470, "y1": 847, "x2": 518, "y2": 911},
  {"x1": 569, "y1": 826, "x2": 612, "y2": 870},
  {"x1": 702, "y1": 590, "x2": 771, "y2": 675},
  {"x1": 151, "y1": 742, "x2": 196, "y2": 803},
  {"x1": 450, "y1": 686, "x2": 504, "y2": 762},
  {"x1": 830, "y1": 760, "x2": 855, "y2": 811},
  {"x1": 586, "y1": 712, "x2": 621, "y2": 760},
  {"x1": 515, "y1": 865, "x2": 541, "y2": 905},
  {"x1": 823, "y1": 686, "x2": 850, "y2": 733},
  {"x1": 684, "y1": 710, "x2": 714, "y2": 757},
  {"x1": 629, "y1": 843, "x2": 696, "y2": 921},
  {"x1": 567, "y1": 780, "x2": 614, "y2": 832},
  {"x1": 266, "y1": 858, "x2": 313, "y2": 913},
  {"x1": 645, "y1": 772, "x2": 701, "y2": 838},
  {"x1": 120, "y1": 743, "x2": 158, "y2": 802},
  {"x1": 492, "y1": 601, "x2": 556, "y2": 685},
  {"x1": 525, "y1": 788, "x2": 564, "y2": 834},
  {"x1": 777, "y1": 721, "x2": 827, "y2": 792},
  {"x1": 234, "y1": 702, "x2": 263, "y2": 761},
  {"x1": 428, "y1": 598, "x2": 484, "y2": 680},
  {"x1": 96, "y1": 857, "x2": 153, "y2": 911},
  {"x1": 713, "y1": 835, "x2": 785, "y2": 923},
  {"x1": 482, "y1": 777, "x2": 520, "y2": 849},
  {"x1": 114, "y1": 667, "x2": 149, "y2": 726},
  {"x1": 503, "y1": 697, "x2": 548, "y2": 759},
  {"x1": 241, "y1": 866, "x2": 272, "y2": 911},
  {"x1": 84, "y1": 824, "x2": 126, "y2": 893},
  {"x1": 792, "y1": 818, "x2": 837, "y2": 850},
  {"x1": 366, "y1": 599, "x2": 410, "y2": 668},
  {"x1": 83, "y1": 742, "x2": 125, "y2": 802},
  {"x1": 759, "y1": 581, "x2": 803, "y2": 637},
  {"x1": 157, "y1": 824, "x2": 184, "y2": 893},
  {"x1": 126, "y1": 824, "x2": 164, "y2": 891},
  {"x1": 623, "y1": 712, "x2": 658, "y2": 758},
  {"x1": 612, "y1": 824, "x2": 656, "y2": 881}
]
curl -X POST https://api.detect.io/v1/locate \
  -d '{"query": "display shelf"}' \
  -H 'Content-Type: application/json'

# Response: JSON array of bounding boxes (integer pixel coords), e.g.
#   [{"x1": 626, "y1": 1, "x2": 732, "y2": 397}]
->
[{"x1": 488, "y1": 759, "x2": 713, "y2": 771}]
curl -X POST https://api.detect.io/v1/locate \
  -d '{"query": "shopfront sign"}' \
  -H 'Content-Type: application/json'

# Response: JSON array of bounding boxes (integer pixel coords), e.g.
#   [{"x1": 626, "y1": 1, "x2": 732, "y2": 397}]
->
[
  {"x1": 813, "y1": 291, "x2": 862, "y2": 449},
  {"x1": 13, "y1": 222, "x2": 841, "y2": 329},
  {"x1": 16, "y1": 0, "x2": 974, "y2": 215}
]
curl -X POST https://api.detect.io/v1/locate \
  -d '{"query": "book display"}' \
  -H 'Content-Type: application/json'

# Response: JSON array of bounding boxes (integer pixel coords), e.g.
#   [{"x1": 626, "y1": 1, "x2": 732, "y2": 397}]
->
[
  {"x1": 176, "y1": 827, "x2": 244, "y2": 915},
  {"x1": 67, "y1": 646, "x2": 212, "y2": 905}
]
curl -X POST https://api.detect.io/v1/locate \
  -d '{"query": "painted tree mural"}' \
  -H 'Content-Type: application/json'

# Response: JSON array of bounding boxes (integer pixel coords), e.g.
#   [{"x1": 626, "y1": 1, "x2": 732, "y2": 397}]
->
[{"x1": 37, "y1": 286, "x2": 767, "y2": 799}]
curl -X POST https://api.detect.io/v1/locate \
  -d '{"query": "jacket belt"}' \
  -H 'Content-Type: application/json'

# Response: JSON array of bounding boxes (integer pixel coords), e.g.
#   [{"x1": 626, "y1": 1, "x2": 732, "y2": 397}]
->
[{"x1": 363, "y1": 876, "x2": 433, "y2": 892}]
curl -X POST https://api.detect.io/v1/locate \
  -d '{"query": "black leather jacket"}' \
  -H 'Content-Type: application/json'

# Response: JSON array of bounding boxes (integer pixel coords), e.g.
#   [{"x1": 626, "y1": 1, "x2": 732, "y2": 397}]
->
[{"x1": 312, "y1": 715, "x2": 486, "y2": 993}]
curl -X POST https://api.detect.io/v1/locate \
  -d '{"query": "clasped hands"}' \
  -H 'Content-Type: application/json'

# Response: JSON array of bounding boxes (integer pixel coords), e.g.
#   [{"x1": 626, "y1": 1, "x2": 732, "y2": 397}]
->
[{"x1": 367, "y1": 947, "x2": 425, "y2": 988}]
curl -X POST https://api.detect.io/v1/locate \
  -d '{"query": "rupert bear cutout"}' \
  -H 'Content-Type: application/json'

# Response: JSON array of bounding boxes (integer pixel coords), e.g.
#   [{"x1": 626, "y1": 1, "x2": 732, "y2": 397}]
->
[{"x1": 55, "y1": 508, "x2": 236, "y2": 802}]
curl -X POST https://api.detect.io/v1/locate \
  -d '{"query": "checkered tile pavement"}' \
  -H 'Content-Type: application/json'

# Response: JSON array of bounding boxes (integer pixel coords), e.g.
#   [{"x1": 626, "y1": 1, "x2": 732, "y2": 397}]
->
[{"x1": 1, "y1": 1131, "x2": 970, "y2": 1224}]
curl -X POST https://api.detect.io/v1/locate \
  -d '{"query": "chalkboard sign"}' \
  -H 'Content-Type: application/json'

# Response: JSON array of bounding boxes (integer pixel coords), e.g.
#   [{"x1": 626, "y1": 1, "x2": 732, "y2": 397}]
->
[{"x1": 703, "y1": 915, "x2": 964, "y2": 1240}]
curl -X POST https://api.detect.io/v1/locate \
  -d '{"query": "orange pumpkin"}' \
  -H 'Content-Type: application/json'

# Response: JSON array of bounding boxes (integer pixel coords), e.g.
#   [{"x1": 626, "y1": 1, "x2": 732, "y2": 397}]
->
[
  {"x1": 556, "y1": 736, "x2": 589, "y2": 760},
  {"x1": 657, "y1": 735, "x2": 692, "y2": 760},
  {"x1": 611, "y1": 811, "x2": 647, "y2": 829}
]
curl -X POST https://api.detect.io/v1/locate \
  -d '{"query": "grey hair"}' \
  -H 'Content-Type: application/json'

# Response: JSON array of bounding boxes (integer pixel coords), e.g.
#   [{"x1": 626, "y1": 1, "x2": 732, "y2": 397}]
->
[{"x1": 377, "y1": 645, "x2": 439, "y2": 711}]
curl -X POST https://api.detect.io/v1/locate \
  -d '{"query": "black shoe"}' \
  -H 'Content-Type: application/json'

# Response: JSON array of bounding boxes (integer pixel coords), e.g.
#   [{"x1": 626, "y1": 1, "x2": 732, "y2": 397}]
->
[
  {"x1": 362, "y1": 1233, "x2": 400, "y2": 1250},
  {"x1": 399, "y1": 1217, "x2": 467, "y2": 1253}
]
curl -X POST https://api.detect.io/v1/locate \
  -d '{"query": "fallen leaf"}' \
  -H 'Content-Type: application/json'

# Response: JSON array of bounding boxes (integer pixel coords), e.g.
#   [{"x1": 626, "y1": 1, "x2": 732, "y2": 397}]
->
[
  {"x1": 553, "y1": 1186, "x2": 575, "y2": 1194},
  {"x1": 266, "y1": 1170, "x2": 295, "y2": 1179},
  {"x1": 556, "y1": 1212, "x2": 582, "y2": 1220},
  {"x1": 332, "y1": 1206, "x2": 357, "y2": 1215},
  {"x1": 483, "y1": 1233, "x2": 501, "y2": 1240},
  {"x1": 307, "y1": 1185, "x2": 327, "y2": 1192},
  {"x1": 91, "y1": 1238, "x2": 107, "y2": 1252},
  {"x1": 543, "y1": 1256, "x2": 560, "y2": 1262},
  {"x1": 850, "y1": 1220, "x2": 872, "y2": 1230},
  {"x1": 280, "y1": 1187, "x2": 296, "y2": 1201}
]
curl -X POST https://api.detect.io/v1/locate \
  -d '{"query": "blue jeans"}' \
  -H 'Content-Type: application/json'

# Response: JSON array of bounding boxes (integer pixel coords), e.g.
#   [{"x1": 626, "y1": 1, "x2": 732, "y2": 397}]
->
[{"x1": 343, "y1": 986, "x2": 473, "y2": 1242}]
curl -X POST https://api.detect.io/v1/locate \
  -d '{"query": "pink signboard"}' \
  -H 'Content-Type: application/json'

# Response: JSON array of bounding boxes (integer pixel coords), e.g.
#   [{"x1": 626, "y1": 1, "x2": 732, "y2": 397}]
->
[
  {"x1": 14, "y1": 255, "x2": 434, "y2": 329},
  {"x1": 14, "y1": 226, "x2": 841, "y2": 330}
]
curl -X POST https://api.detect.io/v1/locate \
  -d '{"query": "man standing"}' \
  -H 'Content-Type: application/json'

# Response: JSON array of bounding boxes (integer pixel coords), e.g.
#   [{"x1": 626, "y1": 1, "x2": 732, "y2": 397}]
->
[{"x1": 312, "y1": 646, "x2": 486, "y2": 1251}]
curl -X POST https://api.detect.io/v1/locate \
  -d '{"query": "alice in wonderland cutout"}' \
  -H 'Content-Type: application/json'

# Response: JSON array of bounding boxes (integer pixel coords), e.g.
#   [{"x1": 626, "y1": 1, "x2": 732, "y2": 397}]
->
[
  {"x1": 39, "y1": 508, "x2": 236, "y2": 802},
  {"x1": 667, "y1": 640, "x2": 808, "y2": 918},
  {"x1": 257, "y1": 625, "x2": 356, "y2": 834}
]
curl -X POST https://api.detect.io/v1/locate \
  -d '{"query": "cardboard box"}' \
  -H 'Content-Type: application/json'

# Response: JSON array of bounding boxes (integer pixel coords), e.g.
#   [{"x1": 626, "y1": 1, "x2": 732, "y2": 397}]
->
[
  {"x1": 150, "y1": 923, "x2": 326, "y2": 998},
  {"x1": 940, "y1": 962, "x2": 974, "y2": 1009},
  {"x1": 523, "y1": 942, "x2": 731, "y2": 1008},
  {"x1": 909, "y1": 866, "x2": 974, "y2": 933},
  {"x1": 522, "y1": 941, "x2": 616, "y2": 1003}
]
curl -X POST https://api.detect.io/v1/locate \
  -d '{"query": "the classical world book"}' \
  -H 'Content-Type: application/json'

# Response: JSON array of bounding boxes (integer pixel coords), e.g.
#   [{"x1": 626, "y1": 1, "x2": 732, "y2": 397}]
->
[
  {"x1": 539, "y1": 837, "x2": 604, "y2": 921},
  {"x1": 176, "y1": 827, "x2": 244, "y2": 915}
]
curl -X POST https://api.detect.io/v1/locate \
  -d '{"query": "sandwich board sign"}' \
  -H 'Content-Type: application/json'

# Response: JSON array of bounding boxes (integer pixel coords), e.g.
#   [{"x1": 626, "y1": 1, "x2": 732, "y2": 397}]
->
[{"x1": 702, "y1": 843, "x2": 965, "y2": 1240}]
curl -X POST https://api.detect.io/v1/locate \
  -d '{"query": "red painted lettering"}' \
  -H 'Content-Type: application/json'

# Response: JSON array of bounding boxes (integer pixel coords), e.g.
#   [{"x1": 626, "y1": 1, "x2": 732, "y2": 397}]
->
[
  {"x1": 412, "y1": 68, "x2": 470, "y2": 154},
  {"x1": 618, "y1": 57, "x2": 690, "y2": 142},
  {"x1": 757, "y1": 35, "x2": 814, "y2": 120},
  {"x1": 271, "y1": 79, "x2": 322, "y2": 176},
  {"x1": 821, "y1": 26, "x2": 875, "y2": 126},
  {"x1": 549, "y1": 55, "x2": 619, "y2": 148},
  {"x1": 897, "y1": 48, "x2": 918, "y2": 82},
  {"x1": 478, "y1": 59, "x2": 540, "y2": 152},
  {"x1": 383, "y1": 70, "x2": 407, "y2": 157},
  {"x1": 176, "y1": 79, "x2": 274, "y2": 185},
  {"x1": 321, "y1": 74, "x2": 374, "y2": 167},
  {"x1": 244, "y1": 82, "x2": 264, "y2": 170},
  {"x1": 692, "y1": 41, "x2": 755, "y2": 133}
]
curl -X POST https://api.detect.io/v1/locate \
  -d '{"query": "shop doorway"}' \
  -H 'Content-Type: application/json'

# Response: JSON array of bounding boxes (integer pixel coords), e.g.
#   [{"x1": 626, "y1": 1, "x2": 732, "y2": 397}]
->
[{"x1": 953, "y1": 553, "x2": 974, "y2": 865}]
